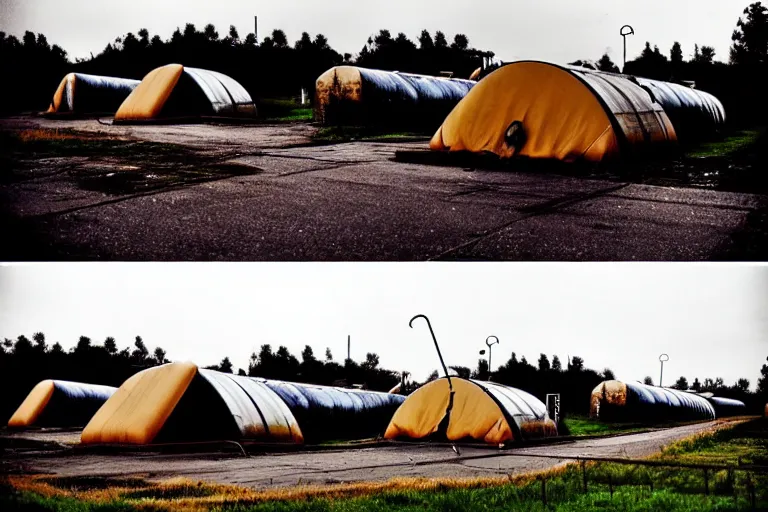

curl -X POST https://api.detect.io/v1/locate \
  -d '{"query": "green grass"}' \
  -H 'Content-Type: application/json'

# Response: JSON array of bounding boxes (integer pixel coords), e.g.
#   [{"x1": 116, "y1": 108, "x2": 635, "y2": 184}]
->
[
  {"x1": 312, "y1": 126, "x2": 429, "y2": 143},
  {"x1": 4, "y1": 419, "x2": 767, "y2": 512},
  {"x1": 257, "y1": 98, "x2": 313, "y2": 122},
  {"x1": 685, "y1": 129, "x2": 763, "y2": 158},
  {"x1": 563, "y1": 415, "x2": 652, "y2": 437}
]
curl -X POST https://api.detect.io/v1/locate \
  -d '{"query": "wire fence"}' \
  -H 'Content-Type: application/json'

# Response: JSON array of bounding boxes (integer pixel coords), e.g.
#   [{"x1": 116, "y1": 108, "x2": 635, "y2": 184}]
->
[{"x1": 532, "y1": 458, "x2": 767, "y2": 510}]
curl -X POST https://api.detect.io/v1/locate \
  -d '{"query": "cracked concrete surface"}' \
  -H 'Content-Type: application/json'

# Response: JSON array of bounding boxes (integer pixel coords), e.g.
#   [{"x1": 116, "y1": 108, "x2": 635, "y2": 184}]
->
[{"x1": 2, "y1": 117, "x2": 766, "y2": 261}]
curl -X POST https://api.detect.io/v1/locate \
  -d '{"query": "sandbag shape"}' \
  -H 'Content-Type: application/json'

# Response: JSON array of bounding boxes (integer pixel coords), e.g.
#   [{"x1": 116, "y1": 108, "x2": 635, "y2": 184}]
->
[
  {"x1": 315, "y1": 65, "x2": 475, "y2": 128},
  {"x1": 590, "y1": 380, "x2": 716, "y2": 422},
  {"x1": 81, "y1": 362, "x2": 404, "y2": 445},
  {"x1": 8, "y1": 380, "x2": 117, "y2": 428},
  {"x1": 47, "y1": 73, "x2": 140, "y2": 114},
  {"x1": 114, "y1": 64, "x2": 256, "y2": 123},
  {"x1": 384, "y1": 377, "x2": 557, "y2": 445}
]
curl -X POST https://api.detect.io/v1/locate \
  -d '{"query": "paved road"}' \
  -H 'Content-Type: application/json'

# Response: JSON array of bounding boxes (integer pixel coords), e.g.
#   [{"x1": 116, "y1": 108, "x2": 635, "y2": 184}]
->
[
  {"x1": 2, "y1": 118, "x2": 766, "y2": 260},
  {"x1": 2, "y1": 421, "x2": 729, "y2": 488}
]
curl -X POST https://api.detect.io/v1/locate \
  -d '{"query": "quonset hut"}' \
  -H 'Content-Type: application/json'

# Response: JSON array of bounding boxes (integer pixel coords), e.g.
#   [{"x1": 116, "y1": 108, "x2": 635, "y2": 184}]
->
[
  {"x1": 315, "y1": 66, "x2": 475, "y2": 128},
  {"x1": 80, "y1": 362, "x2": 405, "y2": 445},
  {"x1": 46, "y1": 73, "x2": 140, "y2": 115},
  {"x1": 8, "y1": 380, "x2": 117, "y2": 428},
  {"x1": 706, "y1": 396, "x2": 746, "y2": 417},
  {"x1": 114, "y1": 64, "x2": 256, "y2": 123},
  {"x1": 590, "y1": 380, "x2": 715, "y2": 422},
  {"x1": 384, "y1": 377, "x2": 557, "y2": 445},
  {"x1": 431, "y1": 61, "x2": 724, "y2": 163}
]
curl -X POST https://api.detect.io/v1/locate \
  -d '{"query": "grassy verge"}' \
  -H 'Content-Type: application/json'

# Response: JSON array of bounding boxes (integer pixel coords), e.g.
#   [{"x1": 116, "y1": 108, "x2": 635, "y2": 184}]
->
[
  {"x1": 4, "y1": 419, "x2": 766, "y2": 511},
  {"x1": 312, "y1": 126, "x2": 429, "y2": 143},
  {"x1": 684, "y1": 129, "x2": 763, "y2": 158},
  {"x1": 257, "y1": 98, "x2": 313, "y2": 122},
  {"x1": 563, "y1": 415, "x2": 653, "y2": 437}
]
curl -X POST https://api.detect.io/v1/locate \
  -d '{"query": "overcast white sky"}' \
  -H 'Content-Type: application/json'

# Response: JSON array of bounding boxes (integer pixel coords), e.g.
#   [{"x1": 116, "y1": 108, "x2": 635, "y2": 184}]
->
[
  {"x1": 1, "y1": 263, "x2": 766, "y2": 389},
  {"x1": 0, "y1": 0, "x2": 748, "y2": 65}
]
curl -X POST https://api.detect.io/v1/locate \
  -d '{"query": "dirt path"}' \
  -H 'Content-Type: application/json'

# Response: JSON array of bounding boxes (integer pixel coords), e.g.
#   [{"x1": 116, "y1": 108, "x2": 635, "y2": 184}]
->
[{"x1": 2, "y1": 421, "x2": 732, "y2": 489}]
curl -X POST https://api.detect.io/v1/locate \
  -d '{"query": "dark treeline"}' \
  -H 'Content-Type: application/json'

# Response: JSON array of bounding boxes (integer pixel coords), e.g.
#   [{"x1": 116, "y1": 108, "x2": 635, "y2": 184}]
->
[
  {"x1": 0, "y1": 24, "x2": 489, "y2": 115},
  {"x1": 2, "y1": 332, "x2": 767, "y2": 424},
  {"x1": 566, "y1": 2, "x2": 768, "y2": 126},
  {"x1": 0, "y1": 333, "x2": 168, "y2": 423}
]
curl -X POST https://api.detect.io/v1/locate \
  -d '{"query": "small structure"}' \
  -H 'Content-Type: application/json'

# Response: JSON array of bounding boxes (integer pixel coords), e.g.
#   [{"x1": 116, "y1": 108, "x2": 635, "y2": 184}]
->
[
  {"x1": 314, "y1": 65, "x2": 475, "y2": 128},
  {"x1": 590, "y1": 380, "x2": 715, "y2": 422},
  {"x1": 81, "y1": 362, "x2": 404, "y2": 445},
  {"x1": 8, "y1": 380, "x2": 116, "y2": 428},
  {"x1": 114, "y1": 64, "x2": 256, "y2": 123},
  {"x1": 706, "y1": 396, "x2": 746, "y2": 417},
  {"x1": 384, "y1": 377, "x2": 557, "y2": 445},
  {"x1": 46, "y1": 73, "x2": 140, "y2": 115}
]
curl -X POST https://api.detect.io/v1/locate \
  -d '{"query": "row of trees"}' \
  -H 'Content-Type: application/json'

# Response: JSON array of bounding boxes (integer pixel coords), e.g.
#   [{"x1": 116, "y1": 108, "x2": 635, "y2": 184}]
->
[
  {"x1": 0, "y1": 24, "x2": 489, "y2": 114},
  {"x1": 1, "y1": 2, "x2": 766, "y2": 121},
  {"x1": 567, "y1": 2, "x2": 768, "y2": 125}
]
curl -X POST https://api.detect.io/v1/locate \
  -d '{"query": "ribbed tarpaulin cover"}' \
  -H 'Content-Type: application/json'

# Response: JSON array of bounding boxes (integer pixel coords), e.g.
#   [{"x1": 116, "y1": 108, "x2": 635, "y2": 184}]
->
[
  {"x1": 632, "y1": 76, "x2": 725, "y2": 139},
  {"x1": 590, "y1": 380, "x2": 715, "y2": 422},
  {"x1": 81, "y1": 362, "x2": 403, "y2": 445},
  {"x1": 8, "y1": 380, "x2": 117, "y2": 428},
  {"x1": 259, "y1": 378, "x2": 406, "y2": 442},
  {"x1": 706, "y1": 396, "x2": 746, "y2": 417},
  {"x1": 315, "y1": 65, "x2": 475, "y2": 127},
  {"x1": 385, "y1": 377, "x2": 557, "y2": 445},
  {"x1": 47, "y1": 73, "x2": 140, "y2": 114},
  {"x1": 430, "y1": 61, "x2": 678, "y2": 162},
  {"x1": 114, "y1": 64, "x2": 256, "y2": 122}
]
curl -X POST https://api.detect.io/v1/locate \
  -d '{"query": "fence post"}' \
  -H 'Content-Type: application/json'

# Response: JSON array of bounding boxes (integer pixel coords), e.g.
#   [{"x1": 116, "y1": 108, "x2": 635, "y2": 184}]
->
[
  {"x1": 748, "y1": 473, "x2": 756, "y2": 511},
  {"x1": 581, "y1": 461, "x2": 587, "y2": 493},
  {"x1": 728, "y1": 468, "x2": 734, "y2": 495},
  {"x1": 704, "y1": 468, "x2": 709, "y2": 496},
  {"x1": 608, "y1": 473, "x2": 613, "y2": 499},
  {"x1": 541, "y1": 477, "x2": 547, "y2": 506}
]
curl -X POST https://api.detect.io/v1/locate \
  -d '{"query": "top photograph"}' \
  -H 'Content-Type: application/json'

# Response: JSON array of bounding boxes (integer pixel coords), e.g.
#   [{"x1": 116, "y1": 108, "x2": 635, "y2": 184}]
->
[{"x1": 1, "y1": 0, "x2": 766, "y2": 261}]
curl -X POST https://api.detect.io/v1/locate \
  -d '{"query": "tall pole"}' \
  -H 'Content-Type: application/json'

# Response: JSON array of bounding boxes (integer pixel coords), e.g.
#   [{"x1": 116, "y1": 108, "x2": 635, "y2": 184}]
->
[
  {"x1": 347, "y1": 334, "x2": 350, "y2": 362},
  {"x1": 254, "y1": 16, "x2": 258, "y2": 42},
  {"x1": 485, "y1": 335, "x2": 499, "y2": 380},
  {"x1": 659, "y1": 353, "x2": 669, "y2": 387},
  {"x1": 620, "y1": 25, "x2": 635, "y2": 72},
  {"x1": 410, "y1": 314, "x2": 452, "y2": 391}
]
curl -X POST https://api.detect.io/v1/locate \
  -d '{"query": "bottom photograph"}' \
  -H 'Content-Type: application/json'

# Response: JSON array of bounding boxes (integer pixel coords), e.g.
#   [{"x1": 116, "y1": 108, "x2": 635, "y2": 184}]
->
[{"x1": 0, "y1": 263, "x2": 767, "y2": 511}]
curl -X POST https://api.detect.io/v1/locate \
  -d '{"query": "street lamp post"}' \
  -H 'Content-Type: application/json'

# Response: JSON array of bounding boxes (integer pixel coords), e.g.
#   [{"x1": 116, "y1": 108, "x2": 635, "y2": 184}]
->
[
  {"x1": 659, "y1": 353, "x2": 669, "y2": 387},
  {"x1": 480, "y1": 335, "x2": 499, "y2": 379},
  {"x1": 620, "y1": 25, "x2": 634, "y2": 72}
]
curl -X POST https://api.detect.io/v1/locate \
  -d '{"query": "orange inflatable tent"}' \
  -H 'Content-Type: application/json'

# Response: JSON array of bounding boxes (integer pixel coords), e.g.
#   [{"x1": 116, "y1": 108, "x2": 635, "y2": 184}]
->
[
  {"x1": 384, "y1": 377, "x2": 557, "y2": 445},
  {"x1": 114, "y1": 64, "x2": 256, "y2": 123},
  {"x1": 315, "y1": 65, "x2": 475, "y2": 128},
  {"x1": 430, "y1": 61, "x2": 679, "y2": 163},
  {"x1": 8, "y1": 380, "x2": 116, "y2": 428},
  {"x1": 81, "y1": 362, "x2": 404, "y2": 445},
  {"x1": 46, "y1": 73, "x2": 140, "y2": 115}
]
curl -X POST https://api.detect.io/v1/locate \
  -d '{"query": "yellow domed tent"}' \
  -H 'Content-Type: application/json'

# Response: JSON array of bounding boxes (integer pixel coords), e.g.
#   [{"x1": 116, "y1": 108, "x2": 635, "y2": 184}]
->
[
  {"x1": 430, "y1": 61, "x2": 679, "y2": 162},
  {"x1": 8, "y1": 380, "x2": 116, "y2": 428},
  {"x1": 384, "y1": 377, "x2": 557, "y2": 445},
  {"x1": 47, "y1": 73, "x2": 140, "y2": 115},
  {"x1": 590, "y1": 380, "x2": 715, "y2": 422},
  {"x1": 81, "y1": 362, "x2": 405, "y2": 445},
  {"x1": 114, "y1": 64, "x2": 256, "y2": 123},
  {"x1": 315, "y1": 65, "x2": 475, "y2": 128}
]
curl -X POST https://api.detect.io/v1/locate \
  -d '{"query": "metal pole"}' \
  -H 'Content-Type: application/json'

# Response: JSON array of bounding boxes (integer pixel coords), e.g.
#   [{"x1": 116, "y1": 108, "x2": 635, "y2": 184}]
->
[
  {"x1": 658, "y1": 353, "x2": 669, "y2": 387},
  {"x1": 620, "y1": 25, "x2": 634, "y2": 72},
  {"x1": 485, "y1": 336, "x2": 499, "y2": 379},
  {"x1": 410, "y1": 314, "x2": 452, "y2": 391},
  {"x1": 347, "y1": 334, "x2": 350, "y2": 362}
]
